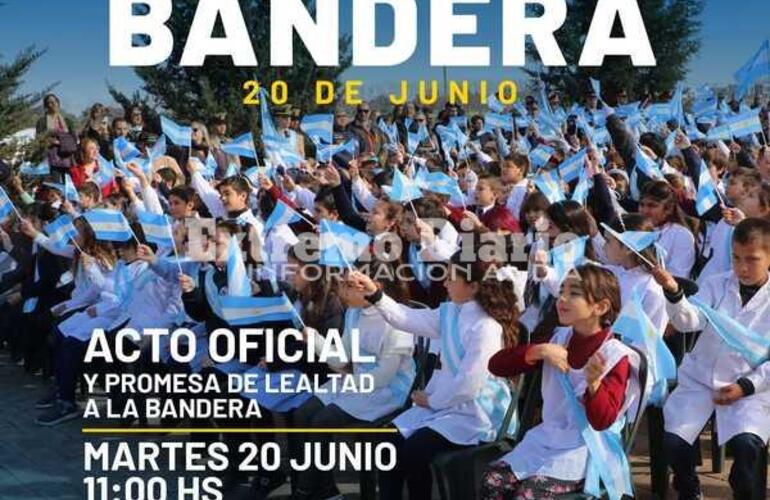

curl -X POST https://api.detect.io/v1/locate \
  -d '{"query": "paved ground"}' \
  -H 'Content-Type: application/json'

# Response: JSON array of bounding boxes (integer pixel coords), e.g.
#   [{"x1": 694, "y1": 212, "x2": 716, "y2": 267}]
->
[{"x1": 0, "y1": 350, "x2": 766, "y2": 500}]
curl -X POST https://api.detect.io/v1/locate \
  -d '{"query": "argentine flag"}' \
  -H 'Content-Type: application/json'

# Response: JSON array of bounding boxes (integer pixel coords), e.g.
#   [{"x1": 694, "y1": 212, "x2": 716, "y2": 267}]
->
[
  {"x1": 706, "y1": 124, "x2": 732, "y2": 142},
  {"x1": 634, "y1": 148, "x2": 663, "y2": 180},
  {"x1": 690, "y1": 296, "x2": 770, "y2": 368},
  {"x1": 226, "y1": 235, "x2": 251, "y2": 298},
  {"x1": 530, "y1": 145, "x2": 555, "y2": 170},
  {"x1": 0, "y1": 187, "x2": 13, "y2": 221},
  {"x1": 407, "y1": 125, "x2": 430, "y2": 154},
  {"x1": 83, "y1": 209, "x2": 134, "y2": 242},
  {"x1": 95, "y1": 155, "x2": 116, "y2": 188},
  {"x1": 613, "y1": 292, "x2": 677, "y2": 406},
  {"x1": 264, "y1": 200, "x2": 301, "y2": 233},
  {"x1": 259, "y1": 88, "x2": 278, "y2": 139},
  {"x1": 263, "y1": 135, "x2": 303, "y2": 168},
  {"x1": 571, "y1": 165, "x2": 592, "y2": 205},
  {"x1": 734, "y1": 40, "x2": 770, "y2": 100},
  {"x1": 113, "y1": 137, "x2": 141, "y2": 163},
  {"x1": 378, "y1": 118, "x2": 400, "y2": 144},
  {"x1": 160, "y1": 116, "x2": 192, "y2": 147},
  {"x1": 244, "y1": 165, "x2": 275, "y2": 186},
  {"x1": 300, "y1": 114, "x2": 333, "y2": 146},
  {"x1": 550, "y1": 236, "x2": 588, "y2": 284},
  {"x1": 136, "y1": 211, "x2": 174, "y2": 248},
  {"x1": 727, "y1": 111, "x2": 762, "y2": 139},
  {"x1": 695, "y1": 160, "x2": 720, "y2": 216},
  {"x1": 44, "y1": 214, "x2": 77, "y2": 250},
  {"x1": 389, "y1": 169, "x2": 424, "y2": 203},
  {"x1": 487, "y1": 93, "x2": 505, "y2": 113},
  {"x1": 534, "y1": 168, "x2": 565, "y2": 204},
  {"x1": 149, "y1": 134, "x2": 167, "y2": 160},
  {"x1": 219, "y1": 294, "x2": 299, "y2": 327},
  {"x1": 558, "y1": 149, "x2": 587, "y2": 183},
  {"x1": 484, "y1": 113, "x2": 513, "y2": 132},
  {"x1": 19, "y1": 161, "x2": 50, "y2": 177},
  {"x1": 317, "y1": 138, "x2": 358, "y2": 163},
  {"x1": 425, "y1": 172, "x2": 463, "y2": 199},
  {"x1": 221, "y1": 132, "x2": 257, "y2": 159},
  {"x1": 319, "y1": 220, "x2": 372, "y2": 268}
]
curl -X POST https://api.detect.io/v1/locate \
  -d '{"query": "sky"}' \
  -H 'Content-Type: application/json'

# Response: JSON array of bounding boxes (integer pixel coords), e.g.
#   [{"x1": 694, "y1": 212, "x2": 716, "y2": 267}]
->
[{"x1": 1, "y1": 0, "x2": 769, "y2": 114}]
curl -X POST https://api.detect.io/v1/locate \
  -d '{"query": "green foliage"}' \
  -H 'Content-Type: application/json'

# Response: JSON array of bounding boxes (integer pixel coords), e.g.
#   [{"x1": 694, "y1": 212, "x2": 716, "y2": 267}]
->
[{"x1": 526, "y1": 0, "x2": 703, "y2": 102}]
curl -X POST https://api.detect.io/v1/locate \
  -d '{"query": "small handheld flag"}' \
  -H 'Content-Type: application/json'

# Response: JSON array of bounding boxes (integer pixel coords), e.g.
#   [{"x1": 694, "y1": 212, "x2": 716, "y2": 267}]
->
[
  {"x1": 221, "y1": 132, "x2": 257, "y2": 160},
  {"x1": 389, "y1": 169, "x2": 424, "y2": 203},
  {"x1": 83, "y1": 209, "x2": 134, "y2": 242},
  {"x1": 530, "y1": 145, "x2": 555, "y2": 170},
  {"x1": 695, "y1": 160, "x2": 720, "y2": 216},
  {"x1": 319, "y1": 220, "x2": 372, "y2": 269},
  {"x1": 113, "y1": 137, "x2": 141, "y2": 163},
  {"x1": 226, "y1": 235, "x2": 251, "y2": 298},
  {"x1": 558, "y1": 149, "x2": 588, "y2": 183},
  {"x1": 136, "y1": 211, "x2": 175, "y2": 248},
  {"x1": 44, "y1": 214, "x2": 78, "y2": 250},
  {"x1": 300, "y1": 114, "x2": 334, "y2": 146},
  {"x1": 160, "y1": 116, "x2": 192, "y2": 147},
  {"x1": 534, "y1": 168, "x2": 566, "y2": 204},
  {"x1": 19, "y1": 161, "x2": 50, "y2": 177},
  {"x1": 264, "y1": 200, "x2": 301, "y2": 233},
  {"x1": 0, "y1": 186, "x2": 19, "y2": 221},
  {"x1": 550, "y1": 236, "x2": 588, "y2": 284}
]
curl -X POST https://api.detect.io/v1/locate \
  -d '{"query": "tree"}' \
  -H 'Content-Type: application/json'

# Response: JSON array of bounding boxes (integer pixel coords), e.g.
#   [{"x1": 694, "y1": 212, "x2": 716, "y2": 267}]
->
[
  {"x1": 112, "y1": 0, "x2": 352, "y2": 134},
  {"x1": 0, "y1": 45, "x2": 48, "y2": 160},
  {"x1": 526, "y1": 0, "x2": 703, "y2": 103}
]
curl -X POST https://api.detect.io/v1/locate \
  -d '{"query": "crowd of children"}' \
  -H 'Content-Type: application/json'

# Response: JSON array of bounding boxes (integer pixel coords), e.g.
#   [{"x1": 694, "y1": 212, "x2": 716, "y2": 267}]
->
[{"x1": 0, "y1": 85, "x2": 769, "y2": 500}]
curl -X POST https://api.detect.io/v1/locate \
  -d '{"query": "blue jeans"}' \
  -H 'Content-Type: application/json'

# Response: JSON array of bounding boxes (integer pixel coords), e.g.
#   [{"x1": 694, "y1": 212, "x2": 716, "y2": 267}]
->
[{"x1": 664, "y1": 431, "x2": 765, "y2": 499}]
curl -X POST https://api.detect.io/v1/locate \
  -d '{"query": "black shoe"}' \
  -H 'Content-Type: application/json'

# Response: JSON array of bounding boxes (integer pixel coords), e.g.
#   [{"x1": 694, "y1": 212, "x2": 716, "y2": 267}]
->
[
  {"x1": 35, "y1": 400, "x2": 80, "y2": 426},
  {"x1": 35, "y1": 389, "x2": 58, "y2": 410},
  {"x1": 251, "y1": 470, "x2": 287, "y2": 499}
]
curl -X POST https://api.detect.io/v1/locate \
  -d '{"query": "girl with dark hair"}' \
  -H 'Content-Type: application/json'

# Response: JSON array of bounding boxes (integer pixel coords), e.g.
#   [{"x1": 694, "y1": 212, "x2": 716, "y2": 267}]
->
[
  {"x1": 347, "y1": 251, "x2": 520, "y2": 500},
  {"x1": 482, "y1": 264, "x2": 643, "y2": 500},
  {"x1": 638, "y1": 180, "x2": 698, "y2": 278}
]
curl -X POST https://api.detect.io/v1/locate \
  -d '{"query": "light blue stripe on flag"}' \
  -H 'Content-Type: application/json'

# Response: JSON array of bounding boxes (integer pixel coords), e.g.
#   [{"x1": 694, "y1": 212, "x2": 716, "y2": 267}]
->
[
  {"x1": 221, "y1": 132, "x2": 257, "y2": 159},
  {"x1": 136, "y1": 211, "x2": 174, "y2": 247},
  {"x1": 695, "y1": 160, "x2": 720, "y2": 215},
  {"x1": 44, "y1": 214, "x2": 77, "y2": 249},
  {"x1": 319, "y1": 220, "x2": 372, "y2": 268},
  {"x1": 160, "y1": 116, "x2": 192, "y2": 147},
  {"x1": 727, "y1": 111, "x2": 763, "y2": 138},
  {"x1": 389, "y1": 169, "x2": 423, "y2": 203},
  {"x1": 264, "y1": 200, "x2": 301, "y2": 233},
  {"x1": 19, "y1": 161, "x2": 50, "y2": 177},
  {"x1": 558, "y1": 149, "x2": 587, "y2": 183},
  {"x1": 83, "y1": 209, "x2": 134, "y2": 242},
  {"x1": 219, "y1": 295, "x2": 296, "y2": 326},
  {"x1": 300, "y1": 114, "x2": 334, "y2": 146},
  {"x1": 534, "y1": 168, "x2": 565, "y2": 204}
]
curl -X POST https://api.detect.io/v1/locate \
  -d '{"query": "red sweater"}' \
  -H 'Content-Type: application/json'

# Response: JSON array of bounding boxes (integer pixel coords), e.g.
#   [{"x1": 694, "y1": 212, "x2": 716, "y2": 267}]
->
[
  {"x1": 488, "y1": 328, "x2": 630, "y2": 431},
  {"x1": 70, "y1": 161, "x2": 116, "y2": 198}
]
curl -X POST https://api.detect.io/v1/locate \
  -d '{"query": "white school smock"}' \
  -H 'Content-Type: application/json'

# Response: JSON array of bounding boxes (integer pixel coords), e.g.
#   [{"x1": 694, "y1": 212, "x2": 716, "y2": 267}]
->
[
  {"x1": 604, "y1": 265, "x2": 668, "y2": 334},
  {"x1": 657, "y1": 223, "x2": 695, "y2": 278},
  {"x1": 505, "y1": 179, "x2": 529, "y2": 221},
  {"x1": 696, "y1": 219, "x2": 734, "y2": 286},
  {"x1": 316, "y1": 307, "x2": 416, "y2": 422},
  {"x1": 374, "y1": 296, "x2": 503, "y2": 445},
  {"x1": 502, "y1": 328, "x2": 642, "y2": 481},
  {"x1": 663, "y1": 272, "x2": 770, "y2": 445},
  {"x1": 54, "y1": 260, "x2": 114, "y2": 315},
  {"x1": 58, "y1": 261, "x2": 133, "y2": 341},
  {"x1": 107, "y1": 260, "x2": 178, "y2": 331}
]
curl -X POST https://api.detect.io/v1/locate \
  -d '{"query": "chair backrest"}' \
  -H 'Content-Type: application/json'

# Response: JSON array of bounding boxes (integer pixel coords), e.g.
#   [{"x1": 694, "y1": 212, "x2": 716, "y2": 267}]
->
[
  {"x1": 623, "y1": 343, "x2": 650, "y2": 455},
  {"x1": 496, "y1": 377, "x2": 524, "y2": 441}
]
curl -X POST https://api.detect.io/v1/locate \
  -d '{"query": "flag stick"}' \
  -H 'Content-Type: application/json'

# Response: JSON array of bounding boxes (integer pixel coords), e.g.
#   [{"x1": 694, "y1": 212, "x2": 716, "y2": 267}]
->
[
  {"x1": 166, "y1": 219, "x2": 184, "y2": 276},
  {"x1": 408, "y1": 200, "x2": 420, "y2": 220},
  {"x1": 70, "y1": 238, "x2": 85, "y2": 256}
]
